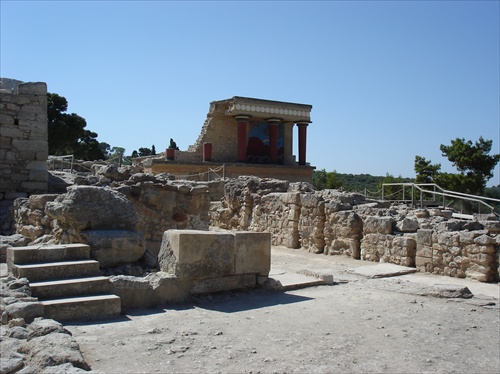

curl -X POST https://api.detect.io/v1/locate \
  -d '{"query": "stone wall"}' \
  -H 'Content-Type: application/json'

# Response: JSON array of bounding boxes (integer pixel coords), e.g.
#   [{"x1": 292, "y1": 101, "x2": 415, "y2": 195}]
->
[
  {"x1": 209, "y1": 177, "x2": 500, "y2": 282},
  {"x1": 415, "y1": 221, "x2": 500, "y2": 282},
  {"x1": 7, "y1": 173, "x2": 500, "y2": 283},
  {"x1": 11, "y1": 177, "x2": 211, "y2": 269},
  {"x1": 0, "y1": 80, "x2": 48, "y2": 199}
]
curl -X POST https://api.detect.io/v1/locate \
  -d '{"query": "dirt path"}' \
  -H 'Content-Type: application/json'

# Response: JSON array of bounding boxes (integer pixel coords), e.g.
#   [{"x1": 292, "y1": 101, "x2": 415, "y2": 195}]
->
[{"x1": 66, "y1": 248, "x2": 500, "y2": 374}]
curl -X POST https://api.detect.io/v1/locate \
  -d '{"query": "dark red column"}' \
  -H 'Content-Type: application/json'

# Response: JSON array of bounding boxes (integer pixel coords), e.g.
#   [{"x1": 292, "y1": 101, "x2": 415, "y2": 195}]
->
[
  {"x1": 268, "y1": 119, "x2": 280, "y2": 164},
  {"x1": 235, "y1": 116, "x2": 249, "y2": 162},
  {"x1": 297, "y1": 122, "x2": 308, "y2": 165}
]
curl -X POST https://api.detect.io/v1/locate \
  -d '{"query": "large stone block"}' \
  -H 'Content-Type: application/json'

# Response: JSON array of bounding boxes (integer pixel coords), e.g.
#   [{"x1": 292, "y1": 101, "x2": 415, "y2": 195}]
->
[
  {"x1": 18, "y1": 82, "x2": 47, "y2": 95},
  {"x1": 363, "y1": 216, "x2": 394, "y2": 234},
  {"x1": 417, "y1": 229, "x2": 433, "y2": 246},
  {"x1": 79, "y1": 230, "x2": 145, "y2": 268},
  {"x1": 158, "y1": 230, "x2": 235, "y2": 280},
  {"x1": 109, "y1": 272, "x2": 190, "y2": 307},
  {"x1": 234, "y1": 231, "x2": 271, "y2": 276},
  {"x1": 45, "y1": 186, "x2": 137, "y2": 230},
  {"x1": 190, "y1": 274, "x2": 256, "y2": 294}
]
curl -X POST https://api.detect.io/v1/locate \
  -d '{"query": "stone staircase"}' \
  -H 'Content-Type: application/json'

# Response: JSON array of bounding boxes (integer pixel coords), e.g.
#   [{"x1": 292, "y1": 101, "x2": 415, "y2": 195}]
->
[{"x1": 7, "y1": 244, "x2": 121, "y2": 322}]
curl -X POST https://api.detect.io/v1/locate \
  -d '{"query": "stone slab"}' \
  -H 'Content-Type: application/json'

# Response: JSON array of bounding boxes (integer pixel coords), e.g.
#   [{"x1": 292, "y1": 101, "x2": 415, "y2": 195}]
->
[
  {"x1": 41, "y1": 294, "x2": 121, "y2": 321},
  {"x1": 349, "y1": 263, "x2": 417, "y2": 279},
  {"x1": 30, "y1": 276, "x2": 111, "y2": 299},
  {"x1": 269, "y1": 268, "x2": 324, "y2": 290},
  {"x1": 12, "y1": 260, "x2": 100, "y2": 282}
]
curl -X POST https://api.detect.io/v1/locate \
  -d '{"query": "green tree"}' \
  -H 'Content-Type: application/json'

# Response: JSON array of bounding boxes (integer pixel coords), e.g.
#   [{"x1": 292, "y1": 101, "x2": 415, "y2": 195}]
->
[
  {"x1": 99, "y1": 142, "x2": 111, "y2": 159},
  {"x1": 313, "y1": 169, "x2": 328, "y2": 190},
  {"x1": 414, "y1": 156, "x2": 441, "y2": 184},
  {"x1": 415, "y1": 137, "x2": 500, "y2": 195},
  {"x1": 138, "y1": 147, "x2": 152, "y2": 157},
  {"x1": 151, "y1": 145, "x2": 156, "y2": 155},
  {"x1": 47, "y1": 93, "x2": 105, "y2": 160},
  {"x1": 169, "y1": 138, "x2": 179, "y2": 150},
  {"x1": 439, "y1": 137, "x2": 500, "y2": 194},
  {"x1": 312, "y1": 169, "x2": 343, "y2": 190}
]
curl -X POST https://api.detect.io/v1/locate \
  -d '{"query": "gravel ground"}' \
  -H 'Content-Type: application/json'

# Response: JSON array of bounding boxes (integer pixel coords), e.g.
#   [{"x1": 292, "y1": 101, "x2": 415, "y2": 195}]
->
[{"x1": 66, "y1": 247, "x2": 500, "y2": 374}]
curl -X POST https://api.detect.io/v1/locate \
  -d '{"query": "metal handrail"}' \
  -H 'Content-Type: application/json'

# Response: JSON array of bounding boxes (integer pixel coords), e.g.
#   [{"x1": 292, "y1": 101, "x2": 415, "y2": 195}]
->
[{"x1": 381, "y1": 183, "x2": 499, "y2": 214}]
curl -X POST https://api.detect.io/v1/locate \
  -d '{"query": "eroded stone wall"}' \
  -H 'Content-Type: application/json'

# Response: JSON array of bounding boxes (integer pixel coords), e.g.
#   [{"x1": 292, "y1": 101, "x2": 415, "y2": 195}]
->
[
  {"x1": 12, "y1": 175, "x2": 211, "y2": 268},
  {"x1": 209, "y1": 176, "x2": 500, "y2": 282},
  {"x1": 0, "y1": 80, "x2": 48, "y2": 199}
]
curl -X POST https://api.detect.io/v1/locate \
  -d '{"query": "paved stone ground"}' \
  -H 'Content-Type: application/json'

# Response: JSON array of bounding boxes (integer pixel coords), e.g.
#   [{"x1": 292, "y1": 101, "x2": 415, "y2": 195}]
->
[{"x1": 65, "y1": 247, "x2": 500, "y2": 374}]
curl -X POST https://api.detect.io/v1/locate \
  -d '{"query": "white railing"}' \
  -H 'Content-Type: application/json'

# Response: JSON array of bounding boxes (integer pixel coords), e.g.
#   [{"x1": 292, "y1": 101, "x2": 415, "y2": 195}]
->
[{"x1": 381, "y1": 183, "x2": 499, "y2": 215}]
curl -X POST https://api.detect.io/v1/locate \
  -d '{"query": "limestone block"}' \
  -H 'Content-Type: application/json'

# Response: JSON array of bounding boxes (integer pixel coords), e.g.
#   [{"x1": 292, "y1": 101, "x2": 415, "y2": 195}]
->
[
  {"x1": 429, "y1": 209, "x2": 453, "y2": 219},
  {"x1": 280, "y1": 191, "x2": 301, "y2": 206},
  {"x1": 363, "y1": 216, "x2": 394, "y2": 234},
  {"x1": 18, "y1": 151, "x2": 37, "y2": 160},
  {"x1": 4, "y1": 302, "x2": 44, "y2": 323},
  {"x1": 416, "y1": 244, "x2": 432, "y2": 258},
  {"x1": 79, "y1": 230, "x2": 145, "y2": 268},
  {"x1": 0, "y1": 135, "x2": 12, "y2": 148},
  {"x1": 0, "y1": 126, "x2": 23, "y2": 138},
  {"x1": 158, "y1": 230, "x2": 235, "y2": 280},
  {"x1": 474, "y1": 234, "x2": 496, "y2": 246},
  {"x1": 482, "y1": 220, "x2": 500, "y2": 235},
  {"x1": 468, "y1": 252, "x2": 493, "y2": 265},
  {"x1": 414, "y1": 209, "x2": 429, "y2": 218},
  {"x1": 18, "y1": 82, "x2": 47, "y2": 95},
  {"x1": 465, "y1": 269, "x2": 489, "y2": 282},
  {"x1": 459, "y1": 231, "x2": 478, "y2": 245},
  {"x1": 19, "y1": 332, "x2": 90, "y2": 371},
  {"x1": 437, "y1": 231, "x2": 460, "y2": 246},
  {"x1": 11, "y1": 140, "x2": 47, "y2": 153},
  {"x1": 27, "y1": 318, "x2": 71, "y2": 340},
  {"x1": 28, "y1": 194, "x2": 58, "y2": 210},
  {"x1": 45, "y1": 186, "x2": 137, "y2": 230},
  {"x1": 109, "y1": 272, "x2": 190, "y2": 307},
  {"x1": 417, "y1": 229, "x2": 433, "y2": 246},
  {"x1": 0, "y1": 113, "x2": 14, "y2": 126},
  {"x1": 234, "y1": 231, "x2": 271, "y2": 276},
  {"x1": 395, "y1": 217, "x2": 419, "y2": 232},
  {"x1": 190, "y1": 274, "x2": 256, "y2": 294}
]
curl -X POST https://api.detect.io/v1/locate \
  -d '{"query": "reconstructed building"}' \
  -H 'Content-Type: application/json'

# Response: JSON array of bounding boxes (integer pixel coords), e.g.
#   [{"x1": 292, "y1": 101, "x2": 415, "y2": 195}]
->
[{"x1": 147, "y1": 97, "x2": 315, "y2": 183}]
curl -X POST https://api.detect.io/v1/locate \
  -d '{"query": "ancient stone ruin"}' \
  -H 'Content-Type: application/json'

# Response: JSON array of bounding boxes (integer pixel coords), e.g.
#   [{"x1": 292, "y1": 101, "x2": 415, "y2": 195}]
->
[
  {"x1": 1, "y1": 79, "x2": 48, "y2": 236},
  {"x1": 1, "y1": 80, "x2": 499, "y2": 373}
]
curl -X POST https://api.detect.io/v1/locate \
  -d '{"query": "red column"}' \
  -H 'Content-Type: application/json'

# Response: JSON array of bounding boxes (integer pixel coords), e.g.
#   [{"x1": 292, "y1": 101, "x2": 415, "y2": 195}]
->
[
  {"x1": 268, "y1": 119, "x2": 280, "y2": 164},
  {"x1": 235, "y1": 116, "x2": 249, "y2": 162},
  {"x1": 297, "y1": 122, "x2": 308, "y2": 165}
]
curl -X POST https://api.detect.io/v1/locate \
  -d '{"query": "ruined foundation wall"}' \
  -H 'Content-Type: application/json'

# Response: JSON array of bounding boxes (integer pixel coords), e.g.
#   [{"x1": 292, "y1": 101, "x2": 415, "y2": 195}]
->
[
  {"x1": 0, "y1": 81, "x2": 48, "y2": 199},
  {"x1": 210, "y1": 177, "x2": 500, "y2": 282},
  {"x1": 12, "y1": 181, "x2": 211, "y2": 268}
]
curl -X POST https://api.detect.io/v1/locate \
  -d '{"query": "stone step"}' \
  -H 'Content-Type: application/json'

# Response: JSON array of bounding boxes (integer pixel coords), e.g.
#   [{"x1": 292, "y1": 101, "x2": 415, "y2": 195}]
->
[
  {"x1": 7, "y1": 244, "x2": 90, "y2": 265},
  {"x1": 41, "y1": 294, "x2": 121, "y2": 321},
  {"x1": 11, "y1": 260, "x2": 100, "y2": 282},
  {"x1": 30, "y1": 276, "x2": 111, "y2": 299}
]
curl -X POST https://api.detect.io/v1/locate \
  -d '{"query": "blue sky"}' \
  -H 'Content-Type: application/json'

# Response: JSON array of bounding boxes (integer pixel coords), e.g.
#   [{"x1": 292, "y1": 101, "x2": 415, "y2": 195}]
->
[{"x1": 1, "y1": 0, "x2": 499, "y2": 185}]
